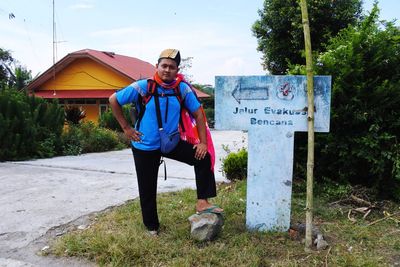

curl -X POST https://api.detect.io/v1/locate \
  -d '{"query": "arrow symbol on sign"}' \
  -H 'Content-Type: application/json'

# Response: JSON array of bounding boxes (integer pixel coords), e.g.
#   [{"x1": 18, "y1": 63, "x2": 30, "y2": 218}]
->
[{"x1": 231, "y1": 81, "x2": 269, "y2": 104}]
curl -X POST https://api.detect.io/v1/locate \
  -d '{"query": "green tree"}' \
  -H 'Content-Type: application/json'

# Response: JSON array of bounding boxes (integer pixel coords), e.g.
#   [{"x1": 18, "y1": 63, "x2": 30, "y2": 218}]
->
[
  {"x1": 0, "y1": 89, "x2": 64, "y2": 160},
  {"x1": 302, "y1": 5, "x2": 400, "y2": 199},
  {"x1": 252, "y1": 0, "x2": 362, "y2": 74},
  {"x1": 0, "y1": 48, "x2": 32, "y2": 90},
  {"x1": 191, "y1": 83, "x2": 215, "y2": 127},
  {"x1": 179, "y1": 57, "x2": 194, "y2": 83},
  {"x1": 0, "y1": 48, "x2": 15, "y2": 87},
  {"x1": 11, "y1": 66, "x2": 32, "y2": 91}
]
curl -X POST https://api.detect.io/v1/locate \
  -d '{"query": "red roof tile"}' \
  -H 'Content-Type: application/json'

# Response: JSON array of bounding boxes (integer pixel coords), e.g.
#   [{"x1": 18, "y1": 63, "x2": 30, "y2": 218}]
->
[
  {"x1": 74, "y1": 49, "x2": 155, "y2": 80},
  {"x1": 192, "y1": 88, "x2": 210, "y2": 98},
  {"x1": 27, "y1": 49, "x2": 210, "y2": 98}
]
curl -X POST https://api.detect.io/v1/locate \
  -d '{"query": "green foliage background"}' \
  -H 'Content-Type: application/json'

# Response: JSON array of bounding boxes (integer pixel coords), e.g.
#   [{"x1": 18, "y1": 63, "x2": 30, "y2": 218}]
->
[
  {"x1": 293, "y1": 6, "x2": 400, "y2": 199},
  {"x1": 99, "y1": 105, "x2": 133, "y2": 132},
  {"x1": 253, "y1": 0, "x2": 362, "y2": 74},
  {"x1": 0, "y1": 89, "x2": 65, "y2": 160},
  {"x1": 0, "y1": 89, "x2": 128, "y2": 161},
  {"x1": 192, "y1": 83, "x2": 215, "y2": 128},
  {"x1": 61, "y1": 122, "x2": 126, "y2": 155}
]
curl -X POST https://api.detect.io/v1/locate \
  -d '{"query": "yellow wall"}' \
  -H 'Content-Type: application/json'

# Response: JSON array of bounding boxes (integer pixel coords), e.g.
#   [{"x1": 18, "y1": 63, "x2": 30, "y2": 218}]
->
[
  {"x1": 40, "y1": 58, "x2": 132, "y2": 123},
  {"x1": 41, "y1": 58, "x2": 131, "y2": 90}
]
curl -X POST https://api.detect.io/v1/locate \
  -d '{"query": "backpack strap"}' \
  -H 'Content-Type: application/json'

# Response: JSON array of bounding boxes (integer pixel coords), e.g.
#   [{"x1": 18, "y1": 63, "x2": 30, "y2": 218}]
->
[
  {"x1": 176, "y1": 86, "x2": 185, "y2": 133},
  {"x1": 142, "y1": 79, "x2": 156, "y2": 104},
  {"x1": 135, "y1": 79, "x2": 186, "y2": 131},
  {"x1": 136, "y1": 79, "x2": 156, "y2": 130},
  {"x1": 153, "y1": 89, "x2": 163, "y2": 129},
  {"x1": 143, "y1": 79, "x2": 182, "y2": 104}
]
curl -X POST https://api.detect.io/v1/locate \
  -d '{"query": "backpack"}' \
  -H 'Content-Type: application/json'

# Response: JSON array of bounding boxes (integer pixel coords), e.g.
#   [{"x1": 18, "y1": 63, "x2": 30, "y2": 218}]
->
[{"x1": 133, "y1": 78, "x2": 215, "y2": 171}]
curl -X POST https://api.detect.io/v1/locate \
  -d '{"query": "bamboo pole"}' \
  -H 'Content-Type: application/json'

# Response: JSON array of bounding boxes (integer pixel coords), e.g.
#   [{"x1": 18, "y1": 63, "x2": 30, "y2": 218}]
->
[{"x1": 299, "y1": 0, "x2": 315, "y2": 251}]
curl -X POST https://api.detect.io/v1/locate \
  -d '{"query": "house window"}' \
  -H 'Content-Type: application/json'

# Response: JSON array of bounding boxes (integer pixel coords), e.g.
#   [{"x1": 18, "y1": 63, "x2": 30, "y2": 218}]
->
[
  {"x1": 86, "y1": 99, "x2": 96, "y2": 104},
  {"x1": 64, "y1": 99, "x2": 97, "y2": 105},
  {"x1": 74, "y1": 100, "x2": 85, "y2": 104},
  {"x1": 99, "y1": 104, "x2": 109, "y2": 116}
]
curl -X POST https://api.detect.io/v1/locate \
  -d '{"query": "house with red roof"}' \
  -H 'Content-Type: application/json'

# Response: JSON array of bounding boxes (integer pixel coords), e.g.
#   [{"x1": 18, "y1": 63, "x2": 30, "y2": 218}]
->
[{"x1": 27, "y1": 49, "x2": 209, "y2": 122}]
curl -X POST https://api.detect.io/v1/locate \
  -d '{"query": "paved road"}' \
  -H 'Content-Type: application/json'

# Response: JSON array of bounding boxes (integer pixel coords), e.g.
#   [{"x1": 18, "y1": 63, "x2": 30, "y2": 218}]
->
[{"x1": 0, "y1": 130, "x2": 247, "y2": 267}]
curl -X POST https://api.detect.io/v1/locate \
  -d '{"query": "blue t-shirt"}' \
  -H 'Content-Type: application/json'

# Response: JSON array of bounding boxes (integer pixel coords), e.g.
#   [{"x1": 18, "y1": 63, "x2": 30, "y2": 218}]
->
[{"x1": 116, "y1": 79, "x2": 201, "y2": 150}]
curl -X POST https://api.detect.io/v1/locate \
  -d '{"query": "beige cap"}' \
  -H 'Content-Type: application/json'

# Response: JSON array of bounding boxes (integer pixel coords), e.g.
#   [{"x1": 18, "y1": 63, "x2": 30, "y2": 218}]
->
[{"x1": 158, "y1": 48, "x2": 181, "y2": 66}]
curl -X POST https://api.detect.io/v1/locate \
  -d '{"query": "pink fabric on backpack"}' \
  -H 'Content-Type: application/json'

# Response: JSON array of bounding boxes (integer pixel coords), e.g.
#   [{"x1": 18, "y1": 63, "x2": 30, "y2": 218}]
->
[
  {"x1": 152, "y1": 72, "x2": 215, "y2": 171},
  {"x1": 179, "y1": 104, "x2": 216, "y2": 172}
]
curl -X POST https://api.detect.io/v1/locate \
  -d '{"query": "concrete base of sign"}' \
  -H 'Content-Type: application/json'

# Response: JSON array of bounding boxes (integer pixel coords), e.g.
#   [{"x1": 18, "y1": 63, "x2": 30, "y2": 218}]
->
[{"x1": 246, "y1": 129, "x2": 294, "y2": 232}]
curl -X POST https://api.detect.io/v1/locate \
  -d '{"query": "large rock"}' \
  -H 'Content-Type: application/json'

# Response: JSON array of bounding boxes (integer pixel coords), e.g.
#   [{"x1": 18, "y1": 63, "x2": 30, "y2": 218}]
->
[{"x1": 188, "y1": 213, "x2": 224, "y2": 241}]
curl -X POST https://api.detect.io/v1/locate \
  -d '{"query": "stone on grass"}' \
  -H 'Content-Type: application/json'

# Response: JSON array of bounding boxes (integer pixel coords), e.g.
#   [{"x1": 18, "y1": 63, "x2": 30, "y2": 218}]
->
[
  {"x1": 314, "y1": 234, "x2": 329, "y2": 250},
  {"x1": 290, "y1": 222, "x2": 329, "y2": 250},
  {"x1": 290, "y1": 222, "x2": 321, "y2": 239},
  {"x1": 188, "y1": 213, "x2": 224, "y2": 241}
]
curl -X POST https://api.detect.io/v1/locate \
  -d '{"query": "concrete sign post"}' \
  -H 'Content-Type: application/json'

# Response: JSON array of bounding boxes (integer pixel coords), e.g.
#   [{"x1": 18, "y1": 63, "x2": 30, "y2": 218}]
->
[{"x1": 215, "y1": 75, "x2": 331, "y2": 232}]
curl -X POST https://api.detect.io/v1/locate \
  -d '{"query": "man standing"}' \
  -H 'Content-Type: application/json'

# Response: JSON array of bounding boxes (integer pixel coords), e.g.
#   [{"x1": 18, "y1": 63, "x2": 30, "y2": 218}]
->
[{"x1": 109, "y1": 49, "x2": 222, "y2": 236}]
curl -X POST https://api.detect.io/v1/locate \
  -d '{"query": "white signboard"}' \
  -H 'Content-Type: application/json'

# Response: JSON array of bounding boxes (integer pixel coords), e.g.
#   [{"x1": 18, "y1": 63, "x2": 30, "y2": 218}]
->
[{"x1": 215, "y1": 75, "x2": 331, "y2": 231}]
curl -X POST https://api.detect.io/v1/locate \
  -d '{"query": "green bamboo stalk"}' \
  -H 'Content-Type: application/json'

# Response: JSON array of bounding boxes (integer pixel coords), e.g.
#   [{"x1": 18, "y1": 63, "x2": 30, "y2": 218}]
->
[{"x1": 299, "y1": 0, "x2": 315, "y2": 251}]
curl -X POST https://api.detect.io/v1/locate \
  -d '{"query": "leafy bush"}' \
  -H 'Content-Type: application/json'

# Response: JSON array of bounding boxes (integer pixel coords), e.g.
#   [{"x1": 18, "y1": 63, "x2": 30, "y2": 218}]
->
[
  {"x1": 0, "y1": 89, "x2": 128, "y2": 160},
  {"x1": 294, "y1": 6, "x2": 400, "y2": 200},
  {"x1": 61, "y1": 122, "x2": 127, "y2": 155},
  {"x1": 79, "y1": 122, "x2": 125, "y2": 153},
  {"x1": 99, "y1": 105, "x2": 133, "y2": 132},
  {"x1": 0, "y1": 88, "x2": 64, "y2": 161},
  {"x1": 222, "y1": 148, "x2": 248, "y2": 181},
  {"x1": 64, "y1": 105, "x2": 86, "y2": 125},
  {"x1": 37, "y1": 133, "x2": 58, "y2": 158},
  {"x1": 200, "y1": 95, "x2": 214, "y2": 110},
  {"x1": 61, "y1": 125, "x2": 83, "y2": 155},
  {"x1": 314, "y1": 177, "x2": 352, "y2": 201},
  {"x1": 114, "y1": 131, "x2": 131, "y2": 147}
]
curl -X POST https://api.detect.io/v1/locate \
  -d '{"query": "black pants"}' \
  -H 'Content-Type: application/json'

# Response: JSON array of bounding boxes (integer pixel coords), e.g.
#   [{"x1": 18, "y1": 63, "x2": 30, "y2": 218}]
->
[{"x1": 131, "y1": 140, "x2": 217, "y2": 231}]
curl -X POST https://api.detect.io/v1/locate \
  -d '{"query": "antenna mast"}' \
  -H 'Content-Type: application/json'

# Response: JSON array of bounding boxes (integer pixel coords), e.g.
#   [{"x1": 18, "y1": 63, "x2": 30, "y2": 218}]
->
[{"x1": 52, "y1": 0, "x2": 56, "y2": 96}]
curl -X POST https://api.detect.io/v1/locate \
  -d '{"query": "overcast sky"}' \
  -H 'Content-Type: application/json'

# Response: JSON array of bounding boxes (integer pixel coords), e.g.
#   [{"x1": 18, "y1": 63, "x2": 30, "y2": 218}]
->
[{"x1": 1, "y1": 0, "x2": 398, "y2": 86}]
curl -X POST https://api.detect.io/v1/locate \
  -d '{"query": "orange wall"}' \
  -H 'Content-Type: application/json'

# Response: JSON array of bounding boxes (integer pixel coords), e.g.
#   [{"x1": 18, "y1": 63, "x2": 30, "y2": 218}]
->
[
  {"x1": 41, "y1": 58, "x2": 131, "y2": 90},
  {"x1": 65, "y1": 102, "x2": 108, "y2": 124},
  {"x1": 81, "y1": 104, "x2": 99, "y2": 123}
]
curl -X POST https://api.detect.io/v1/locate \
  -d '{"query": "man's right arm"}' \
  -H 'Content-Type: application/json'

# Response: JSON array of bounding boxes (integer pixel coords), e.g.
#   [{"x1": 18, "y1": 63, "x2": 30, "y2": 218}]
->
[{"x1": 109, "y1": 93, "x2": 142, "y2": 142}]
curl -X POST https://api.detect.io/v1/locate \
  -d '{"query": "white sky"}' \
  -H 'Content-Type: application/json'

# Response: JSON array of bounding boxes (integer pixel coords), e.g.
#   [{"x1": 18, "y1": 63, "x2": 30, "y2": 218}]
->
[{"x1": 0, "y1": 0, "x2": 398, "y2": 86}]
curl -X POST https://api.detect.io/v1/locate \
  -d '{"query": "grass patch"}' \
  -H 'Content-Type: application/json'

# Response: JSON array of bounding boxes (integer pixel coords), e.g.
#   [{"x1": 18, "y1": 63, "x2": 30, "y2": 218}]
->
[{"x1": 50, "y1": 180, "x2": 400, "y2": 266}]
